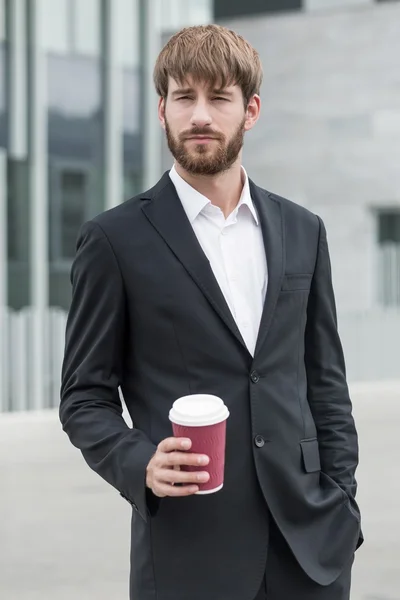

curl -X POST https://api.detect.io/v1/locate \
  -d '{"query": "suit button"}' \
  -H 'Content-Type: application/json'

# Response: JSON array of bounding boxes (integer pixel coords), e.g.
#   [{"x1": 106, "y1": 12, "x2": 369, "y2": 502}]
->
[
  {"x1": 254, "y1": 435, "x2": 265, "y2": 448},
  {"x1": 250, "y1": 370, "x2": 260, "y2": 383}
]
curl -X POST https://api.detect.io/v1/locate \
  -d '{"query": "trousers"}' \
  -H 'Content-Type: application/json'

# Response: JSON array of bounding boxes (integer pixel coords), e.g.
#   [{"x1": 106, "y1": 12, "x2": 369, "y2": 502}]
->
[{"x1": 254, "y1": 517, "x2": 353, "y2": 600}]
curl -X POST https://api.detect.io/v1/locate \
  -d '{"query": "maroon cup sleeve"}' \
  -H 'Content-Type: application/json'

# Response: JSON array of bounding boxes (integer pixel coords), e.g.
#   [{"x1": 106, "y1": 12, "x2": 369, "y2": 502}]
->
[{"x1": 172, "y1": 420, "x2": 227, "y2": 492}]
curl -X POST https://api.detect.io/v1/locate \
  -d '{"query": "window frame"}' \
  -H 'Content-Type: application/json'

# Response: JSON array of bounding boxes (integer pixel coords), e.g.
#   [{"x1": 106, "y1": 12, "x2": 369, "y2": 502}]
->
[
  {"x1": 375, "y1": 206, "x2": 400, "y2": 308},
  {"x1": 48, "y1": 157, "x2": 96, "y2": 269}
]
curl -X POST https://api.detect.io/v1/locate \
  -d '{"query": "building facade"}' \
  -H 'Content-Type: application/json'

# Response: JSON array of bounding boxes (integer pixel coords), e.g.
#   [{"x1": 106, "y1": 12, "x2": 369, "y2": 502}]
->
[
  {"x1": 1, "y1": 0, "x2": 212, "y2": 312},
  {"x1": 215, "y1": 0, "x2": 400, "y2": 312},
  {"x1": 1, "y1": 0, "x2": 399, "y2": 412},
  {"x1": 0, "y1": 0, "x2": 212, "y2": 411}
]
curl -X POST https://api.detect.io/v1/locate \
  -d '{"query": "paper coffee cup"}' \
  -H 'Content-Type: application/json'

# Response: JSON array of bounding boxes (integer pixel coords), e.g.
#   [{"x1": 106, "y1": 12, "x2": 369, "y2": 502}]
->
[{"x1": 169, "y1": 394, "x2": 229, "y2": 494}]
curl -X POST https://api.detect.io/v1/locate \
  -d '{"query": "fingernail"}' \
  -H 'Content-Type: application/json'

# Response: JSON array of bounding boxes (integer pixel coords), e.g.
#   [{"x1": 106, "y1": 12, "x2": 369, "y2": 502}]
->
[
  {"x1": 181, "y1": 439, "x2": 191, "y2": 449},
  {"x1": 198, "y1": 456, "x2": 209, "y2": 465}
]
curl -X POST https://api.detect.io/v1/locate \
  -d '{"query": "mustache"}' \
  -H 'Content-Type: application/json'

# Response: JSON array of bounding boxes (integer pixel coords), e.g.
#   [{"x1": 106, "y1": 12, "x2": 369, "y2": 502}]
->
[{"x1": 180, "y1": 128, "x2": 224, "y2": 141}]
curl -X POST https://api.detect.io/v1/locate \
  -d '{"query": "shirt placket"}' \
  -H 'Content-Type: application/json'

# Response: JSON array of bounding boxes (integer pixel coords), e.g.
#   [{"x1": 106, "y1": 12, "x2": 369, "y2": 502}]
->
[{"x1": 220, "y1": 219, "x2": 249, "y2": 339}]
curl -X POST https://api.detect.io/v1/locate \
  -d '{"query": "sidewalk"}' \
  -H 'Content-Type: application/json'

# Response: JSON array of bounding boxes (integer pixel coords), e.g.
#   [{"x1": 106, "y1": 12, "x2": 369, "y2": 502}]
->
[{"x1": 0, "y1": 382, "x2": 399, "y2": 599}]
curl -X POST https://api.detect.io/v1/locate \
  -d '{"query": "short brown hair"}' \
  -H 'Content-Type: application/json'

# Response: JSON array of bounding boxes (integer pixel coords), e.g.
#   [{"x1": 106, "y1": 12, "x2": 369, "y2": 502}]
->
[{"x1": 154, "y1": 24, "x2": 263, "y2": 106}]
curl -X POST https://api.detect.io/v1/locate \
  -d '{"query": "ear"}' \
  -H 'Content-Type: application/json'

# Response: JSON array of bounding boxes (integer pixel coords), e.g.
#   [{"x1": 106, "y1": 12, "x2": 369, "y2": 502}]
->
[
  {"x1": 244, "y1": 94, "x2": 261, "y2": 132},
  {"x1": 158, "y1": 97, "x2": 166, "y2": 130}
]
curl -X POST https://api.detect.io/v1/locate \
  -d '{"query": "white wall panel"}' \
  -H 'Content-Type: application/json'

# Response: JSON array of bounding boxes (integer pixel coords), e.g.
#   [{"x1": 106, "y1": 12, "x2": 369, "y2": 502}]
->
[
  {"x1": 7, "y1": 0, "x2": 28, "y2": 159},
  {"x1": 115, "y1": 0, "x2": 139, "y2": 68},
  {"x1": 73, "y1": 0, "x2": 101, "y2": 56},
  {"x1": 305, "y1": 0, "x2": 374, "y2": 10},
  {"x1": 28, "y1": 0, "x2": 50, "y2": 409},
  {"x1": 102, "y1": 0, "x2": 123, "y2": 208},
  {"x1": 40, "y1": 0, "x2": 69, "y2": 53},
  {"x1": 188, "y1": 0, "x2": 213, "y2": 25}
]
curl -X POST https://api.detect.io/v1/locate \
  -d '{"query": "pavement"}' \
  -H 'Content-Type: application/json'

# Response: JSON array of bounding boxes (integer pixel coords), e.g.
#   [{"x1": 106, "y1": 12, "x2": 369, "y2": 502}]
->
[{"x1": 0, "y1": 382, "x2": 399, "y2": 600}]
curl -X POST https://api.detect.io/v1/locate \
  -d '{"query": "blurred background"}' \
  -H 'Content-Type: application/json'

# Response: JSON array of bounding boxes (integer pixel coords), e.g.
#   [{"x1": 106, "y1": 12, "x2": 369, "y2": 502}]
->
[{"x1": 0, "y1": 0, "x2": 399, "y2": 599}]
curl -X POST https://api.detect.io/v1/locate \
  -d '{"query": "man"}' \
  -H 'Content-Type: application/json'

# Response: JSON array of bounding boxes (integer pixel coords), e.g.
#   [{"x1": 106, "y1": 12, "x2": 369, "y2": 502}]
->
[{"x1": 60, "y1": 24, "x2": 363, "y2": 600}]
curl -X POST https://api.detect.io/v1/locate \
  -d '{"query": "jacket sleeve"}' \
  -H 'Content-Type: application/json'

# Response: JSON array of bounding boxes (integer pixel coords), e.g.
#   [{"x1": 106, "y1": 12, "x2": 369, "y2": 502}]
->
[
  {"x1": 60, "y1": 220, "x2": 157, "y2": 522},
  {"x1": 305, "y1": 216, "x2": 360, "y2": 505}
]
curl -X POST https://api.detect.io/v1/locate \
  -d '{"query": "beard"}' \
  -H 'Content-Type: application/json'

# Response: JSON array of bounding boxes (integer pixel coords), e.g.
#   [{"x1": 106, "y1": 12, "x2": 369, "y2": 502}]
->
[{"x1": 165, "y1": 116, "x2": 246, "y2": 176}]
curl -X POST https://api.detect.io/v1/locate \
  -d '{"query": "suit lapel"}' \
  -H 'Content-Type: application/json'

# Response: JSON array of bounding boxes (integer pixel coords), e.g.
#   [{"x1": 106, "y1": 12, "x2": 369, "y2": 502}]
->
[
  {"x1": 141, "y1": 173, "x2": 248, "y2": 352},
  {"x1": 250, "y1": 182, "x2": 286, "y2": 359}
]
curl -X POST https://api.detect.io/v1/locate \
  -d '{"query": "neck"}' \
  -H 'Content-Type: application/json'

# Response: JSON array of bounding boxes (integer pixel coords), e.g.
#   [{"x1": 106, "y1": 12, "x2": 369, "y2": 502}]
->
[{"x1": 174, "y1": 159, "x2": 244, "y2": 219}]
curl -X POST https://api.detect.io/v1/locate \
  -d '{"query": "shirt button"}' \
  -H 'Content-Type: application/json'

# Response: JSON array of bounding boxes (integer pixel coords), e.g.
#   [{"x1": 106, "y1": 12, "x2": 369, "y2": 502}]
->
[
  {"x1": 250, "y1": 370, "x2": 260, "y2": 384},
  {"x1": 254, "y1": 435, "x2": 265, "y2": 448}
]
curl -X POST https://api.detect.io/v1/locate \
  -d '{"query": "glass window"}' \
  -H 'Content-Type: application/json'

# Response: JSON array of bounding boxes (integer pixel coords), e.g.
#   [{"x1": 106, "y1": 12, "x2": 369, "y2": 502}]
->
[
  {"x1": 377, "y1": 210, "x2": 400, "y2": 307},
  {"x1": 47, "y1": 51, "x2": 102, "y2": 309},
  {"x1": 7, "y1": 159, "x2": 31, "y2": 309},
  {"x1": 123, "y1": 67, "x2": 141, "y2": 198},
  {"x1": 60, "y1": 170, "x2": 86, "y2": 259},
  {"x1": 379, "y1": 211, "x2": 400, "y2": 244},
  {"x1": 214, "y1": 0, "x2": 302, "y2": 19},
  {"x1": 0, "y1": 37, "x2": 6, "y2": 148},
  {"x1": 48, "y1": 54, "x2": 102, "y2": 161},
  {"x1": 49, "y1": 167, "x2": 89, "y2": 263}
]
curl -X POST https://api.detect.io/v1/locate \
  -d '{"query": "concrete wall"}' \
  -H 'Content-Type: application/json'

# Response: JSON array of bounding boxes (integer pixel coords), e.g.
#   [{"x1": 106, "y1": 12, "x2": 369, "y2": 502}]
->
[{"x1": 219, "y1": 2, "x2": 400, "y2": 311}]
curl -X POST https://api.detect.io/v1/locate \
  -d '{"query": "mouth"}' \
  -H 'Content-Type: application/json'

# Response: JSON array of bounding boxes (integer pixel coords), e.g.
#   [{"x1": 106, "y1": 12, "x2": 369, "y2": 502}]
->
[{"x1": 185, "y1": 136, "x2": 217, "y2": 143}]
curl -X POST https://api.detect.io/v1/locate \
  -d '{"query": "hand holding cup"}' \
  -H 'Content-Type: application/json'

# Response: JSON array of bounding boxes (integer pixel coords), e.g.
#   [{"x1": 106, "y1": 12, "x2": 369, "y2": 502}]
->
[
  {"x1": 146, "y1": 437, "x2": 210, "y2": 498},
  {"x1": 169, "y1": 394, "x2": 229, "y2": 494}
]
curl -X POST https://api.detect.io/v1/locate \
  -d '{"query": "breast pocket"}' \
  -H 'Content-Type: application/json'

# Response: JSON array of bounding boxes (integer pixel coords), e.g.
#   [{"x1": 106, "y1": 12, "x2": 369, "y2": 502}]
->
[{"x1": 281, "y1": 273, "x2": 312, "y2": 292}]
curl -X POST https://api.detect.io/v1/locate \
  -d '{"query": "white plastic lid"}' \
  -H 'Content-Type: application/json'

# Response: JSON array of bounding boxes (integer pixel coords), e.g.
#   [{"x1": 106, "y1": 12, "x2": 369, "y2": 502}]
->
[{"x1": 169, "y1": 394, "x2": 229, "y2": 427}]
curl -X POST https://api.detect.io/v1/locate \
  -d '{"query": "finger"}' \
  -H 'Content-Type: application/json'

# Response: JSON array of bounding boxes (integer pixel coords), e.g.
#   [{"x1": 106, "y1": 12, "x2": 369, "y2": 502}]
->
[
  {"x1": 158, "y1": 437, "x2": 192, "y2": 453},
  {"x1": 154, "y1": 482, "x2": 199, "y2": 498},
  {"x1": 164, "y1": 451, "x2": 209, "y2": 468},
  {"x1": 157, "y1": 468, "x2": 210, "y2": 485},
  {"x1": 170, "y1": 464, "x2": 180, "y2": 486}
]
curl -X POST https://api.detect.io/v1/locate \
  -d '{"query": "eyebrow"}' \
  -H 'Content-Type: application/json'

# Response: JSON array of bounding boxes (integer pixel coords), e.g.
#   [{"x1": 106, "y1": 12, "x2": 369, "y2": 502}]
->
[
  {"x1": 171, "y1": 88, "x2": 193, "y2": 96},
  {"x1": 171, "y1": 88, "x2": 234, "y2": 97},
  {"x1": 213, "y1": 89, "x2": 234, "y2": 97}
]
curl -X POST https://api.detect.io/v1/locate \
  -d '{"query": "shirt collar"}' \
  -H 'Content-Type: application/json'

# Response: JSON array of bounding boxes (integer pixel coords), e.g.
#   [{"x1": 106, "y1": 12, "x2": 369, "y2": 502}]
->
[
  {"x1": 169, "y1": 165, "x2": 210, "y2": 224},
  {"x1": 235, "y1": 168, "x2": 259, "y2": 225},
  {"x1": 169, "y1": 164, "x2": 259, "y2": 226}
]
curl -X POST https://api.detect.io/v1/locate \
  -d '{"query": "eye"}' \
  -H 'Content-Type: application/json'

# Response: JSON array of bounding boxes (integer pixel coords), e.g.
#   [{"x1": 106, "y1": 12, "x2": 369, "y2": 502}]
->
[
  {"x1": 177, "y1": 96, "x2": 192, "y2": 101},
  {"x1": 212, "y1": 97, "x2": 229, "y2": 102}
]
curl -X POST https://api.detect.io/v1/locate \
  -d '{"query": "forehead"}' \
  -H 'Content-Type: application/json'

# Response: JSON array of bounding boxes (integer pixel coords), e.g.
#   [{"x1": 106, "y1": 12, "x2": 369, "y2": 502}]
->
[{"x1": 168, "y1": 76, "x2": 240, "y2": 96}]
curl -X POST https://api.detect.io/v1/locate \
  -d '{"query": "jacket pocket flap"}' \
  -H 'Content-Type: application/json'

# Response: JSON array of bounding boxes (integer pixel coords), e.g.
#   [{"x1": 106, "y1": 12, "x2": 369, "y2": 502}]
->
[
  {"x1": 300, "y1": 438, "x2": 321, "y2": 473},
  {"x1": 281, "y1": 274, "x2": 312, "y2": 291}
]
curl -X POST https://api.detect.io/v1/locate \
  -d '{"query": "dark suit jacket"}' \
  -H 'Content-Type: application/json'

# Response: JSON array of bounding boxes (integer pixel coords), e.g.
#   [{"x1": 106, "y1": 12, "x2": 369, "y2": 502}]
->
[{"x1": 60, "y1": 172, "x2": 363, "y2": 600}]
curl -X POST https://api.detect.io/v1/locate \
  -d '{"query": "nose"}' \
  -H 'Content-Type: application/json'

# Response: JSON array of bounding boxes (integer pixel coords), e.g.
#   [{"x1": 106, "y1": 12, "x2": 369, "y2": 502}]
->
[{"x1": 190, "y1": 100, "x2": 212, "y2": 129}]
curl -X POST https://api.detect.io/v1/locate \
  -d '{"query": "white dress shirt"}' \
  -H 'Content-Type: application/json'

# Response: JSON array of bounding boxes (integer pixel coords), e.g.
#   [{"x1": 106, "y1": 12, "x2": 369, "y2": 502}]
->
[{"x1": 169, "y1": 165, "x2": 268, "y2": 356}]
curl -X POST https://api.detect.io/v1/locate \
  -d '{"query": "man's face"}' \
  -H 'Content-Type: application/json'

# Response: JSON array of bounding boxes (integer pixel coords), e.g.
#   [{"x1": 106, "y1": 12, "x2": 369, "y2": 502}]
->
[{"x1": 159, "y1": 78, "x2": 258, "y2": 176}]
